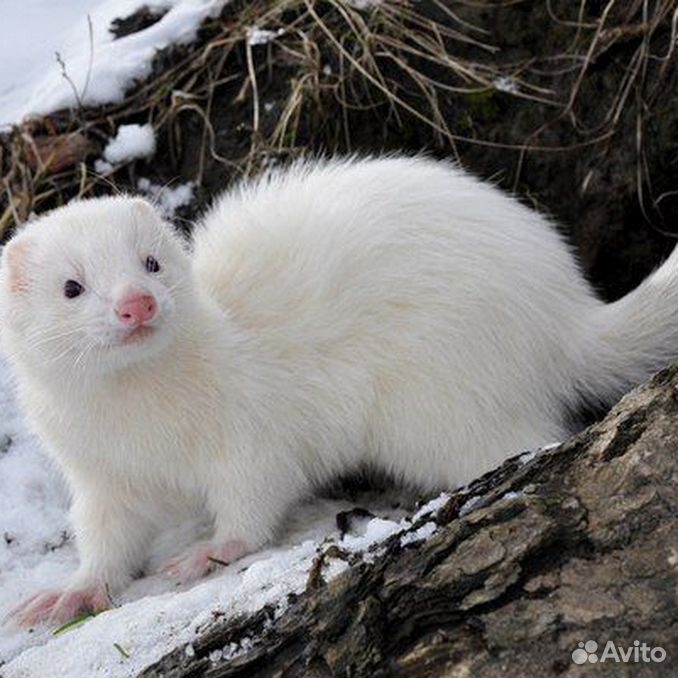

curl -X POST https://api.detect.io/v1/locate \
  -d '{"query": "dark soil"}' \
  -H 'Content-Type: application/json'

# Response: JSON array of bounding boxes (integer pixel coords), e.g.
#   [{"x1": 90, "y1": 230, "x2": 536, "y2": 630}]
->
[{"x1": 110, "y1": 6, "x2": 169, "y2": 40}]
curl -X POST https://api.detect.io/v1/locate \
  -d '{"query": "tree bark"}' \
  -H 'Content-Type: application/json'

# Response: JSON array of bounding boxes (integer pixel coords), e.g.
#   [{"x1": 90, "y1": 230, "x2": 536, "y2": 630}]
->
[{"x1": 142, "y1": 366, "x2": 678, "y2": 678}]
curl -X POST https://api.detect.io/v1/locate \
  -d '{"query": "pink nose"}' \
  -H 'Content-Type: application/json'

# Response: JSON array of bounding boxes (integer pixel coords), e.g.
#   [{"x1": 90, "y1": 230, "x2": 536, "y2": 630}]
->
[{"x1": 115, "y1": 294, "x2": 157, "y2": 326}]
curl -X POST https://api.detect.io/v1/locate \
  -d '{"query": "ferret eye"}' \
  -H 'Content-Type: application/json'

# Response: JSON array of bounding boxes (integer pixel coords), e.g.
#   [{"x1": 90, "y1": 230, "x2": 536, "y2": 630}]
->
[
  {"x1": 145, "y1": 255, "x2": 160, "y2": 273},
  {"x1": 64, "y1": 280, "x2": 84, "y2": 299}
]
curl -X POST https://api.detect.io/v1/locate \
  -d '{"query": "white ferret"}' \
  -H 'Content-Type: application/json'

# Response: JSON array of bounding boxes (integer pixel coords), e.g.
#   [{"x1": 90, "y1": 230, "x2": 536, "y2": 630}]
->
[{"x1": 1, "y1": 157, "x2": 676, "y2": 626}]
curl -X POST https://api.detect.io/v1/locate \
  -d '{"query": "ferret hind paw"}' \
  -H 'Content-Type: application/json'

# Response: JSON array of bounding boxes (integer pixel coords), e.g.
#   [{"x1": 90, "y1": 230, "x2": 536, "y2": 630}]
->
[{"x1": 160, "y1": 540, "x2": 249, "y2": 583}]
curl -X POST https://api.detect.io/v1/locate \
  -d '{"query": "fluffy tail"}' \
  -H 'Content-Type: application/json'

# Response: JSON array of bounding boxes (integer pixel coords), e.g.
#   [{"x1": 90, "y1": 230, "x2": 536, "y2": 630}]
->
[{"x1": 581, "y1": 245, "x2": 678, "y2": 406}]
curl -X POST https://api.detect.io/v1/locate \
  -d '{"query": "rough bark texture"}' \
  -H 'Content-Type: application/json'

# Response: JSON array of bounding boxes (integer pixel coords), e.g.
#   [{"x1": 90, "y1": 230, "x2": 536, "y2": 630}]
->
[{"x1": 142, "y1": 365, "x2": 678, "y2": 678}]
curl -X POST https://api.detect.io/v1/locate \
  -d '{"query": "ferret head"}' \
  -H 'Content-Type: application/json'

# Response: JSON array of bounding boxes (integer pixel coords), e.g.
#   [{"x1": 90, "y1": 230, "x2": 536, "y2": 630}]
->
[{"x1": 0, "y1": 196, "x2": 193, "y2": 377}]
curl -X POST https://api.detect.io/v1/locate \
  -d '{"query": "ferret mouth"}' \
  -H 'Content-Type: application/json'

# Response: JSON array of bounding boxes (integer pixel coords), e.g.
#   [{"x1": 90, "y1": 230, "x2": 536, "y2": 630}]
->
[{"x1": 120, "y1": 325, "x2": 156, "y2": 345}]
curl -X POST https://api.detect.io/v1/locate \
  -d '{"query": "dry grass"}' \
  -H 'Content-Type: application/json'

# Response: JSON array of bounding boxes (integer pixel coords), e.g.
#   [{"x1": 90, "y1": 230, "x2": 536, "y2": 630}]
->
[{"x1": 1, "y1": 0, "x2": 675, "y2": 239}]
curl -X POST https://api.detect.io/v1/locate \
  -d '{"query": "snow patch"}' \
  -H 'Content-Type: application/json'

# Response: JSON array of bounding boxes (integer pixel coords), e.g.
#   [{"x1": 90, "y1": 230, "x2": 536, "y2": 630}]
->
[
  {"x1": 459, "y1": 495, "x2": 485, "y2": 517},
  {"x1": 103, "y1": 124, "x2": 156, "y2": 164},
  {"x1": 541, "y1": 442, "x2": 561, "y2": 451},
  {"x1": 493, "y1": 76, "x2": 519, "y2": 94},
  {"x1": 246, "y1": 27, "x2": 284, "y2": 46},
  {"x1": 400, "y1": 521, "x2": 437, "y2": 546},
  {"x1": 411, "y1": 491, "x2": 450, "y2": 522},
  {"x1": 519, "y1": 449, "x2": 538, "y2": 464},
  {"x1": 500, "y1": 491, "x2": 524, "y2": 502},
  {"x1": 346, "y1": 0, "x2": 383, "y2": 9},
  {"x1": 0, "y1": 0, "x2": 228, "y2": 128},
  {"x1": 137, "y1": 178, "x2": 195, "y2": 218},
  {"x1": 220, "y1": 636, "x2": 254, "y2": 662},
  {"x1": 519, "y1": 441, "x2": 560, "y2": 465},
  {"x1": 338, "y1": 517, "x2": 403, "y2": 552}
]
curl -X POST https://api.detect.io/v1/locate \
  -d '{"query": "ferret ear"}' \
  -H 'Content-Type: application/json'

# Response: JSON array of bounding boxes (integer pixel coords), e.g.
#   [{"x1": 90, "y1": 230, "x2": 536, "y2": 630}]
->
[
  {"x1": 131, "y1": 197, "x2": 159, "y2": 221},
  {"x1": 2, "y1": 237, "x2": 33, "y2": 293}
]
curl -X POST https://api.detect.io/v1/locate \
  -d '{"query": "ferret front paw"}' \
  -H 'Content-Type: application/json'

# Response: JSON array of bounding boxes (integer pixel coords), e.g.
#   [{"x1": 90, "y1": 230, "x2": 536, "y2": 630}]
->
[
  {"x1": 160, "y1": 540, "x2": 249, "y2": 583},
  {"x1": 10, "y1": 583, "x2": 111, "y2": 629}
]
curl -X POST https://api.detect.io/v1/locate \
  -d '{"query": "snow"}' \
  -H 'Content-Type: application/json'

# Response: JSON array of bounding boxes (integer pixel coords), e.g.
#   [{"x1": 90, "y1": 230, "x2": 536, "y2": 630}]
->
[
  {"x1": 411, "y1": 491, "x2": 451, "y2": 522},
  {"x1": 102, "y1": 124, "x2": 156, "y2": 164},
  {"x1": 500, "y1": 491, "x2": 524, "y2": 502},
  {"x1": 0, "y1": 0, "x2": 228, "y2": 128},
  {"x1": 493, "y1": 76, "x2": 519, "y2": 94},
  {"x1": 93, "y1": 159, "x2": 115, "y2": 174},
  {"x1": 400, "y1": 521, "x2": 437, "y2": 546},
  {"x1": 346, "y1": 0, "x2": 383, "y2": 9},
  {"x1": 0, "y1": 0, "x2": 108, "y2": 127},
  {"x1": 458, "y1": 495, "x2": 485, "y2": 517},
  {"x1": 519, "y1": 441, "x2": 560, "y2": 465},
  {"x1": 519, "y1": 449, "x2": 539, "y2": 464},
  {"x1": 137, "y1": 178, "x2": 196, "y2": 218},
  {"x1": 2, "y1": 538, "x2": 320, "y2": 677},
  {"x1": 338, "y1": 517, "x2": 403, "y2": 552},
  {"x1": 246, "y1": 27, "x2": 284, "y2": 47},
  {"x1": 541, "y1": 442, "x2": 561, "y2": 452}
]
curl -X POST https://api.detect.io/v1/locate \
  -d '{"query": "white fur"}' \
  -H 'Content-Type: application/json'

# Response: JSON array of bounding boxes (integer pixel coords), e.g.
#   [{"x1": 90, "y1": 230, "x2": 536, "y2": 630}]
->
[{"x1": 1, "y1": 157, "x2": 676, "y2": 616}]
